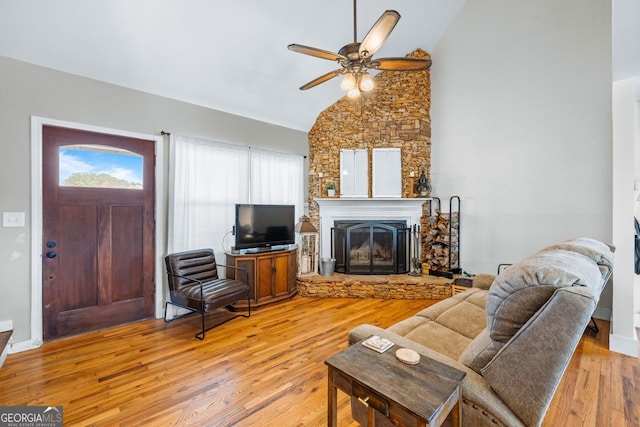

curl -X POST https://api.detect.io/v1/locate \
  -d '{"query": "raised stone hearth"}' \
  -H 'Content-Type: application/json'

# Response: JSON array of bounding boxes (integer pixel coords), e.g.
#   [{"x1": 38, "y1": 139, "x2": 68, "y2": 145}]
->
[{"x1": 296, "y1": 273, "x2": 454, "y2": 300}]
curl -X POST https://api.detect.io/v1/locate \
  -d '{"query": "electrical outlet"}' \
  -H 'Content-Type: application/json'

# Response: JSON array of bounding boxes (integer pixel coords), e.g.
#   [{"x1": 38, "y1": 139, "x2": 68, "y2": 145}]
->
[{"x1": 2, "y1": 212, "x2": 25, "y2": 227}]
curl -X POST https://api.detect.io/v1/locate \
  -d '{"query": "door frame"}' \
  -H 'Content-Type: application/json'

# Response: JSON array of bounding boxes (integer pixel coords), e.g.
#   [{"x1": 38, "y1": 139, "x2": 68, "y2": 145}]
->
[{"x1": 29, "y1": 116, "x2": 164, "y2": 349}]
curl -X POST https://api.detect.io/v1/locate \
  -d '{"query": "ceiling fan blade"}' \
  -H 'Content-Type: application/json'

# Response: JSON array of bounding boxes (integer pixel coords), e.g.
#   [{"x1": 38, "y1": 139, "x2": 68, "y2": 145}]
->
[
  {"x1": 374, "y1": 57, "x2": 432, "y2": 71},
  {"x1": 288, "y1": 44, "x2": 346, "y2": 62},
  {"x1": 299, "y1": 69, "x2": 343, "y2": 90},
  {"x1": 359, "y1": 10, "x2": 400, "y2": 58}
]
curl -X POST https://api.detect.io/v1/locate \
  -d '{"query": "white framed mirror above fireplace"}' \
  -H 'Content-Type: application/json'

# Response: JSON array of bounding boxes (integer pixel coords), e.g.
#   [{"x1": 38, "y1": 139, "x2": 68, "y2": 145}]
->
[
  {"x1": 339, "y1": 149, "x2": 368, "y2": 197},
  {"x1": 339, "y1": 148, "x2": 403, "y2": 198},
  {"x1": 372, "y1": 148, "x2": 401, "y2": 198}
]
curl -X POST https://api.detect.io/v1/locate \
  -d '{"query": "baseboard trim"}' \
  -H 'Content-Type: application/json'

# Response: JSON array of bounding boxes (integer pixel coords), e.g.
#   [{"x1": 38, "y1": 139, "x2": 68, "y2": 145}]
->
[
  {"x1": 8, "y1": 338, "x2": 41, "y2": 354},
  {"x1": 609, "y1": 332, "x2": 639, "y2": 358}
]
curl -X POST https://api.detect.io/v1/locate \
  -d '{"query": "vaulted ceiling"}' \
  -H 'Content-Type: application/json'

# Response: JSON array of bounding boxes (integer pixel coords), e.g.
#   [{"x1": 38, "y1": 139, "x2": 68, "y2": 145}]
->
[{"x1": 0, "y1": 0, "x2": 638, "y2": 132}]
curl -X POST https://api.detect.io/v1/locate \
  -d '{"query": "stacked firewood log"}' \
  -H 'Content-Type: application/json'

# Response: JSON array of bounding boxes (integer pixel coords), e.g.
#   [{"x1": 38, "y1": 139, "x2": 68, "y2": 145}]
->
[{"x1": 422, "y1": 210, "x2": 459, "y2": 273}]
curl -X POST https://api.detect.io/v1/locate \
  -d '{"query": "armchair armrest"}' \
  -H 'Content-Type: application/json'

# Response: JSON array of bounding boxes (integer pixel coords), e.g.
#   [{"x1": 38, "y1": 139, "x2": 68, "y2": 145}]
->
[
  {"x1": 167, "y1": 265, "x2": 249, "y2": 285},
  {"x1": 218, "y1": 263, "x2": 249, "y2": 283},
  {"x1": 167, "y1": 271, "x2": 204, "y2": 285}
]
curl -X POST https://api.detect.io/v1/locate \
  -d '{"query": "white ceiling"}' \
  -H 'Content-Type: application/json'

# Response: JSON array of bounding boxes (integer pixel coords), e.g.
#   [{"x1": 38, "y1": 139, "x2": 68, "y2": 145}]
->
[{"x1": 0, "y1": 0, "x2": 638, "y2": 132}]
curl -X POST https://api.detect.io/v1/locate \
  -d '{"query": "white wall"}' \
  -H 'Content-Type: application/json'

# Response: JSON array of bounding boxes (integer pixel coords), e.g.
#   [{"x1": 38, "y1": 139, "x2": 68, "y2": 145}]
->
[
  {"x1": 612, "y1": 77, "x2": 640, "y2": 356},
  {"x1": 430, "y1": 1, "x2": 613, "y2": 305},
  {"x1": 0, "y1": 56, "x2": 308, "y2": 345}
]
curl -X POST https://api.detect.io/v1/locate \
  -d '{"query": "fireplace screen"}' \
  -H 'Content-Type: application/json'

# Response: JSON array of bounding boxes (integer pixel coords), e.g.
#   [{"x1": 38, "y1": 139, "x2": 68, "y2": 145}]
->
[{"x1": 332, "y1": 220, "x2": 410, "y2": 274}]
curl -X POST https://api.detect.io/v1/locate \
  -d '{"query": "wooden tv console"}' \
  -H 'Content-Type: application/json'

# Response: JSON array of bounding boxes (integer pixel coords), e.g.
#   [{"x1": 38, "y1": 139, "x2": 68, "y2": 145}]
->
[{"x1": 225, "y1": 248, "x2": 297, "y2": 311}]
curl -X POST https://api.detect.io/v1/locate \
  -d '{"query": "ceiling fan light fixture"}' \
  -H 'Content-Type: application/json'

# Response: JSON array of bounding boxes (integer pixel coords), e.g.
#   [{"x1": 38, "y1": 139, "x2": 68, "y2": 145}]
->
[
  {"x1": 359, "y1": 72, "x2": 374, "y2": 91},
  {"x1": 347, "y1": 87, "x2": 360, "y2": 99},
  {"x1": 340, "y1": 72, "x2": 356, "y2": 90},
  {"x1": 289, "y1": 2, "x2": 421, "y2": 95}
]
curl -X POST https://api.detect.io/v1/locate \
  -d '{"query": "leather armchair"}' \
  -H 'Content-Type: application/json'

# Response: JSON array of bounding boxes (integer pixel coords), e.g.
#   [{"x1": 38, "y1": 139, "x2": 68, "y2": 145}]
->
[{"x1": 164, "y1": 248, "x2": 250, "y2": 339}]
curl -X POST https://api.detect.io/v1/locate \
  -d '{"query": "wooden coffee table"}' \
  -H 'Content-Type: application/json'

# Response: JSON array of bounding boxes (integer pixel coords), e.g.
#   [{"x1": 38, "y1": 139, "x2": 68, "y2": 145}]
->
[{"x1": 326, "y1": 339, "x2": 466, "y2": 426}]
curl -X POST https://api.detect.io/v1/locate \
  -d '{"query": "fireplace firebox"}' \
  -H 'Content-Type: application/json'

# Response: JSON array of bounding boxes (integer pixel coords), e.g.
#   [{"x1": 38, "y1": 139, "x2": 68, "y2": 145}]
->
[{"x1": 331, "y1": 220, "x2": 410, "y2": 274}]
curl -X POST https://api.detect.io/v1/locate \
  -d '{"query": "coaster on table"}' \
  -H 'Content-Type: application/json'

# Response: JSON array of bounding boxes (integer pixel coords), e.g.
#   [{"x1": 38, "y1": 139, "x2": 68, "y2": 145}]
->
[{"x1": 395, "y1": 348, "x2": 420, "y2": 365}]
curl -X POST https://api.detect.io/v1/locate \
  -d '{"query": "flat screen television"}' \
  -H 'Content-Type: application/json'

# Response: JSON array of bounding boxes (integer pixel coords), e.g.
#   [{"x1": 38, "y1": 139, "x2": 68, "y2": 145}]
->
[{"x1": 234, "y1": 204, "x2": 295, "y2": 250}]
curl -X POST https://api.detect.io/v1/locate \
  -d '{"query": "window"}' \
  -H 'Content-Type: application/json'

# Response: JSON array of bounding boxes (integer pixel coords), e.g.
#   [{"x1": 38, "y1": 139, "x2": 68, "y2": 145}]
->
[
  {"x1": 59, "y1": 145, "x2": 143, "y2": 189},
  {"x1": 167, "y1": 135, "x2": 304, "y2": 257}
]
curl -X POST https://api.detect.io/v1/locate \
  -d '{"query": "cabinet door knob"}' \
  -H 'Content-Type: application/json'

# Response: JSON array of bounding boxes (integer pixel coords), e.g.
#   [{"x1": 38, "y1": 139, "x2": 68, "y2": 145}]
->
[{"x1": 357, "y1": 396, "x2": 370, "y2": 407}]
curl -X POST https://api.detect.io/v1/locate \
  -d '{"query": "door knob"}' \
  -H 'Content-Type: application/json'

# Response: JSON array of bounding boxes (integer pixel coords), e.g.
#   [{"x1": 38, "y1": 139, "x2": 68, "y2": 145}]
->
[
  {"x1": 47, "y1": 241, "x2": 56, "y2": 248},
  {"x1": 46, "y1": 251, "x2": 57, "y2": 258}
]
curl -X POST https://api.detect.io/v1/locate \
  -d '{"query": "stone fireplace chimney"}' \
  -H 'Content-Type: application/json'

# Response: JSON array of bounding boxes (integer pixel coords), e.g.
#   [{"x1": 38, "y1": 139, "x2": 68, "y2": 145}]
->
[{"x1": 306, "y1": 48, "x2": 432, "y2": 262}]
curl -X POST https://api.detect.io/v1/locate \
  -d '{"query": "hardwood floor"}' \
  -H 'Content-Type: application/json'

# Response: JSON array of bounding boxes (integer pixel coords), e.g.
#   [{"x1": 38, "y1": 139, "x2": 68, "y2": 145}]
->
[{"x1": 0, "y1": 296, "x2": 638, "y2": 426}]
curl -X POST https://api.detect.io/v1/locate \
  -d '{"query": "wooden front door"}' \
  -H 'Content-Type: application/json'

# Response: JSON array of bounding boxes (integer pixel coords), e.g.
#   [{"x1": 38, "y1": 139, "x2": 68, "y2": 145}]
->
[{"x1": 42, "y1": 125, "x2": 156, "y2": 340}]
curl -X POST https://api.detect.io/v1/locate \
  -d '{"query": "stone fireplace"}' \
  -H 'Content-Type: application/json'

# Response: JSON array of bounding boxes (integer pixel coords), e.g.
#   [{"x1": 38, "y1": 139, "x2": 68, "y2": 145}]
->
[
  {"x1": 306, "y1": 49, "x2": 432, "y2": 250},
  {"x1": 297, "y1": 48, "x2": 456, "y2": 298}
]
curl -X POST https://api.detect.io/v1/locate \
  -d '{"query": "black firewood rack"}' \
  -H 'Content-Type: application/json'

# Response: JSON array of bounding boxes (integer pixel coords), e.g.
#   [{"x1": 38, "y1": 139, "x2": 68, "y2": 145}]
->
[{"x1": 425, "y1": 196, "x2": 461, "y2": 278}]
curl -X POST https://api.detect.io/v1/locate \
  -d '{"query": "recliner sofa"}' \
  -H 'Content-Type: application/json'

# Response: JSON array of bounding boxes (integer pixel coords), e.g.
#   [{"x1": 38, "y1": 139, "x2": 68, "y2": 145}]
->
[{"x1": 348, "y1": 237, "x2": 614, "y2": 426}]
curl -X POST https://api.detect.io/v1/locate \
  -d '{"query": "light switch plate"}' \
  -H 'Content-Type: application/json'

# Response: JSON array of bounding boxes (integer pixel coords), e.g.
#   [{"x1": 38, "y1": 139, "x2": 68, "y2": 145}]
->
[{"x1": 2, "y1": 212, "x2": 25, "y2": 227}]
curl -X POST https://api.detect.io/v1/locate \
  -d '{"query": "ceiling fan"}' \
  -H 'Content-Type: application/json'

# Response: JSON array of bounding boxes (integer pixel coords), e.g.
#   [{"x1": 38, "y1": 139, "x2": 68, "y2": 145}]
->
[{"x1": 288, "y1": 0, "x2": 431, "y2": 97}]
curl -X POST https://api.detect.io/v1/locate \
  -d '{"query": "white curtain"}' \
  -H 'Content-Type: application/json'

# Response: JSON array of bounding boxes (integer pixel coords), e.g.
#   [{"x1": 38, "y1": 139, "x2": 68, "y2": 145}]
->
[
  {"x1": 250, "y1": 148, "x2": 304, "y2": 211},
  {"x1": 168, "y1": 134, "x2": 304, "y2": 258}
]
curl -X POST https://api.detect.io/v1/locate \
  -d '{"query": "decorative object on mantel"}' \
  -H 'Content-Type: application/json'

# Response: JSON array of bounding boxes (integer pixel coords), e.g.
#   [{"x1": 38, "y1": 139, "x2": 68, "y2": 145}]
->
[
  {"x1": 415, "y1": 170, "x2": 431, "y2": 197},
  {"x1": 295, "y1": 215, "x2": 319, "y2": 276},
  {"x1": 287, "y1": 0, "x2": 431, "y2": 98},
  {"x1": 424, "y1": 196, "x2": 461, "y2": 278},
  {"x1": 326, "y1": 182, "x2": 337, "y2": 197},
  {"x1": 408, "y1": 171, "x2": 416, "y2": 197}
]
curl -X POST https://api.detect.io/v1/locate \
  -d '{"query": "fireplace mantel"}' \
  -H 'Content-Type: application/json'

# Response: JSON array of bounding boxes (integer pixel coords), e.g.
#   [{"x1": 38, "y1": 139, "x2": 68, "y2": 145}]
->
[{"x1": 315, "y1": 197, "x2": 428, "y2": 258}]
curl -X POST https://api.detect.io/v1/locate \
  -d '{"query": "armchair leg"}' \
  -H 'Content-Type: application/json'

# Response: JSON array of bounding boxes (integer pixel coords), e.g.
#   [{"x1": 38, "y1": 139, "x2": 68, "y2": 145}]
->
[
  {"x1": 164, "y1": 299, "x2": 251, "y2": 340},
  {"x1": 196, "y1": 311, "x2": 206, "y2": 340},
  {"x1": 194, "y1": 302, "x2": 251, "y2": 340},
  {"x1": 164, "y1": 301, "x2": 198, "y2": 323}
]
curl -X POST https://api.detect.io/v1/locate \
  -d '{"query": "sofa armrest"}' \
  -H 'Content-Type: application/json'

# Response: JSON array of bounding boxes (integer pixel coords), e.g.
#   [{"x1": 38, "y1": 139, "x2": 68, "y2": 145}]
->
[
  {"x1": 453, "y1": 274, "x2": 495, "y2": 291},
  {"x1": 348, "y1": 325, "x2": 525, "y2": 427},
  {"x1": 472, "y1": 274, "x2": 495, "y2": 290},
  {"x1": 480, "y1": 287, "x2": 597, "y2": 426}
]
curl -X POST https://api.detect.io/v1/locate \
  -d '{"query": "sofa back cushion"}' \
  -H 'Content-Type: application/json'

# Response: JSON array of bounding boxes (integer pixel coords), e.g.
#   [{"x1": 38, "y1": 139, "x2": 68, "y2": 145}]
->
[
  {"x1": 543, "y1": 237, "x2": 614, "y2": 269},
  {"x1": 486, "y1": 248, "x2": 602, "y2": 343}
]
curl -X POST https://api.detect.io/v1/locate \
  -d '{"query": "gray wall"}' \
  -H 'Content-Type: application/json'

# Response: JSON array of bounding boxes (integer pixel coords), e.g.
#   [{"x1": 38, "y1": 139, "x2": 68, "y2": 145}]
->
[
  {"x1": 430, "y1": 0, "x2": 613, "y2": 310},
  {"x1": 0, "y1": 55, "x2": 308, "y2": 343}
]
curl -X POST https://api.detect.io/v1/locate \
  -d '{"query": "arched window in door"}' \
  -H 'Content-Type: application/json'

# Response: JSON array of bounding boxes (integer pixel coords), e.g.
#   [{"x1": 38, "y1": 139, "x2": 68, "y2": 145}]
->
[{"x1": 59, "y1": 144, "x2": 143, "y2": 190}]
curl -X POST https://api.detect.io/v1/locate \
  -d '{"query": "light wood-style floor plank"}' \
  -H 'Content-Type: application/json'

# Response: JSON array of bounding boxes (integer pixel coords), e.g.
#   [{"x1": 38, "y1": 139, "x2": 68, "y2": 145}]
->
[
  {"x1": 1, "y1": 296, "x2": 638, "y2": 426},
  {"x1": 541, "y1": 319, "x2": 640, "y2": 427}
]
